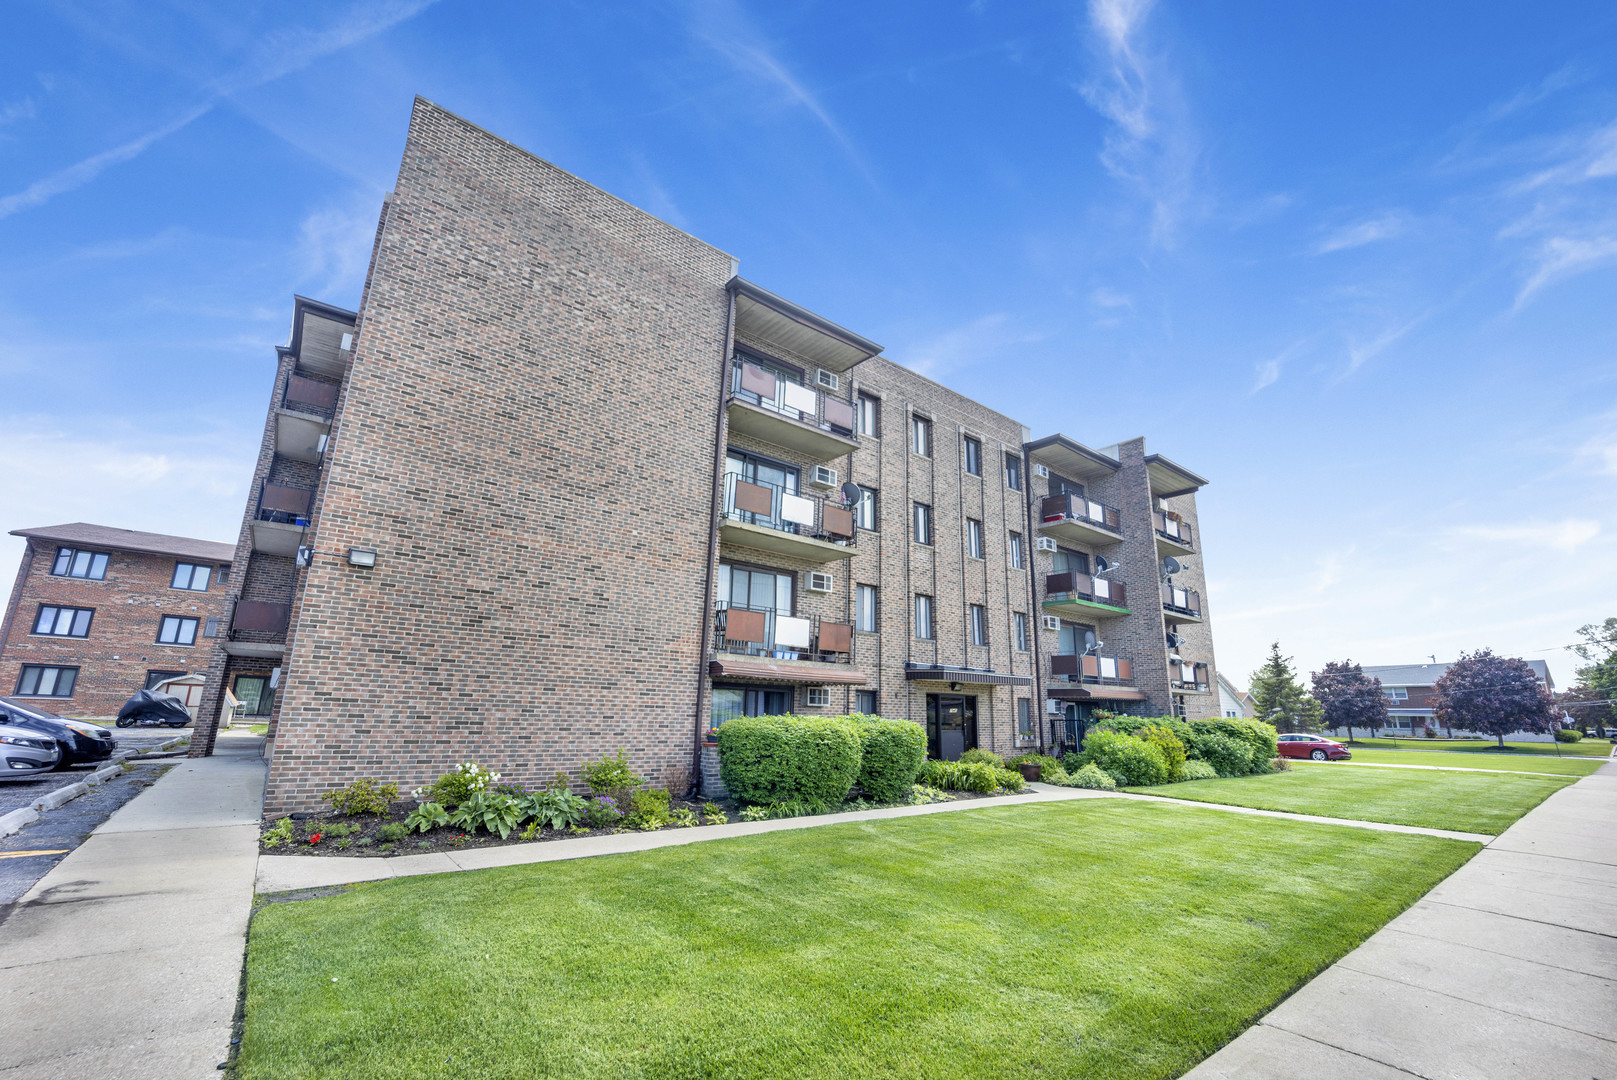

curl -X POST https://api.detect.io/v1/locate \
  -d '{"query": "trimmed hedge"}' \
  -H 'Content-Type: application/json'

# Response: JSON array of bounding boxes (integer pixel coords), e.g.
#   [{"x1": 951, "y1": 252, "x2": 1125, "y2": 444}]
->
[
  {"x1": 1066, "y1": 762, "x2": 1118, "y2": 790},
  {"x1": 1179, "y1": 759, "x2": 1218, "y2": 781},
  {"x1": 1095, "y1": 715, "x2": 1278, "y2": 778},
  {"x1": 1555, "y1": 728, "x2": 1583, "y2": 743},
  {"x1": 717, "y1": 715, "x2": 862, "y2": 806},
  {"x1": 1078, "y1": 731, "x2": 1170, "y2": 787},
  {"x1": 1139, "y1": 726, "x2": 1187, "y2": 782},
  {"x1": 919, "y1": 759, "x2": 1024, "y2": 793},
  {"x1": 846, "y1": 714, "x2": 928, "y2": 801}
]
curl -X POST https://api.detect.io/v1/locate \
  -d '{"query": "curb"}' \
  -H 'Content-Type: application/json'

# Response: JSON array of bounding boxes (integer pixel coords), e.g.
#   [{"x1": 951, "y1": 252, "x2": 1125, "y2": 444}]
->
[
  {"x1": 35, "y1": 782, "x2": 88, "y2": 811},
  {"x1": 0, "y1": 806, "x2": 41, "y2": 838},
  {"x1": 5, "y1": 760, "x2": 150, "y2": 836}
]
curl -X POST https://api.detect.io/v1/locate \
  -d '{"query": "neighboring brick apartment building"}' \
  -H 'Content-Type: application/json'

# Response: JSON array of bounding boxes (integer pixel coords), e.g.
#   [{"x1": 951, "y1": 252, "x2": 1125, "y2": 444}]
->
[
  {"x1": 0, "y1": 523, "x2": 235, "y2": 718},
  {"x1": 1338, "y1": 660, "x2": 1558, "y2": 740},
  {"x1": 192, "y1": 99, "x2": 1222, "y2": 810}
]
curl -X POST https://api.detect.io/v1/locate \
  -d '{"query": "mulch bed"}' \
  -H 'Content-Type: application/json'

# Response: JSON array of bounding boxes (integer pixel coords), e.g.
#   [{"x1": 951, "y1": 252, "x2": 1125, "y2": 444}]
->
[{"x1": 260, "y1": 789, "x2": 1012, "y2": 858}]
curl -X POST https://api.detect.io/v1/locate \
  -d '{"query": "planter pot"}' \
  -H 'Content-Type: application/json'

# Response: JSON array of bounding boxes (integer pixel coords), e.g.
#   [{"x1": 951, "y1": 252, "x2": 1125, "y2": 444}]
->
[{"x1": 1018, "y1": 762, "x2": 1041, "y2": 782}]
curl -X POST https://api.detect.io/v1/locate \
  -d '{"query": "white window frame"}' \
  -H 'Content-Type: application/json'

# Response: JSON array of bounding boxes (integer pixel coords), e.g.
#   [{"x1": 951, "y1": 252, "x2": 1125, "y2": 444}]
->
[
  {"x1": 911, "y1": 415, "x2": 932, "y2": 457},
  {"x1": 1009, "y1": 532, "x2": 1024, "y2": 569},
  {"x1": 914, "y1": 594, "x2": 935, "y2": 640},
  {"x1": 855, "y1": 584, "x2": 878, "y2": 633}
]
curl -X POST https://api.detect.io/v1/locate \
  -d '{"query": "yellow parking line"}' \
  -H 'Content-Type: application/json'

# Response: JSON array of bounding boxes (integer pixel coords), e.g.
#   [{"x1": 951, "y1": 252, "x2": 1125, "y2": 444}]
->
[{"x1": 0, "y1": 849, "x2": 70, "y2": 859}]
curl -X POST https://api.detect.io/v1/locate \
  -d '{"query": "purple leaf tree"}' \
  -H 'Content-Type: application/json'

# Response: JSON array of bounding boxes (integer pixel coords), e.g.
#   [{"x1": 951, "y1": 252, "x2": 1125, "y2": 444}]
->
[
  {"x1": 1434, "y1": 649, "x2": 1559, "y2": 749},
  {"x1": 1309, "y1": 660, "x2": 1387, "y2": 744}
]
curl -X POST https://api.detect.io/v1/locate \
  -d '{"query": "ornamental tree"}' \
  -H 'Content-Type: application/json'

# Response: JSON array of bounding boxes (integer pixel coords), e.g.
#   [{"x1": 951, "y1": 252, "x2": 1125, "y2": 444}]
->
[
  {"x1": 1309, "y1": 660, "x2": 1387, "y2": 744},
  {"x1": 1250, "y1": 642, "x2": 1324, "y2": 733},
  {"x1": 1434, "y1": 649, "x2": 1559, "y2": 748}
]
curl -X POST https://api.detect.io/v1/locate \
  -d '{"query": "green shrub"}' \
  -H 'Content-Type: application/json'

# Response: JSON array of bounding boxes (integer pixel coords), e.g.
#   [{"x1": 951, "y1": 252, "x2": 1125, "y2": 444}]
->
[
  {"x1": 737, "y1": 805, "x2": 771, "y2": 822},
  {"x1": 1060, "y1": 751, "x2": 1085, "y2": 774},
  {"x1": 448, "y1": 789, "x2": 524, "y2": 839},
  {"x1": 1007, "y1": 753, "x2": 1068, "y2": 784},
  {"x1": 1066, "y1": 763, "x2": 1117, "y2": 790},
  {"x1": 580, "y1": 749, "x2": 645, "y2": 796},
  {"x1": 669, "y1": 807, "x2": 699, "y2": 827},
  {"x1": 320, "y1": 820, "x2": 362, "y2": 838},
  {"x1": 1179, "y1": 759, "x2": 1218, "y2": 781},
  {"x1": 957, "y1": 748, "x2": 1005, "y2": 767},
  {"x1": 847, "y1": 714, "x2": 928, "y2": 801},
  {"x1": 404, "y1": 802, "x2": 449, "y2": 833},
  {"x1": 623, "y1": 788, "x2": 672, "y2": 831},
  {"x1": 717, "y1": 714, "x2": 862, "y2": 806},
  {"x1": 700, "y1": 802, "x2": 729, "y2": 826},
  {"x1": 919, "y1": 759, "x2": 1023, "y2": 793},
  {"x1": 1186, "y1": 718, "x2": 1277, "y2": 769},
  {"x1": 1555, "y1": 727, "x2": 1583, "y2": 743},
  {"x1": 1078, "y1": 731, "x2": 1170, "y2": 786},
  {"x1": 1186, "y1": 731, "x2": 1255, "y2": 777},
  {"x1": 521, "y1": 788, "x2": 590, "y2": 830},
  {"x1": 377, "y1": 822, "x2": 409, "y2": 842},
  {"x1": 583, "y1": 796, "x2": 623, "y2": 828},
  {"x1": 423, "y1": 762, "x2": 499, "y2": 808},
  {"x1": 909, "y1": 785, "x2": 952, "y2": 804},
  {"x1": 322, "y1": 778, "x2": 400, "y2": 816},
  {"x1": 1140, "y1": 726, "x2": 1187, "y2": 782},
  {"x1": 261, "y1": 816, "x2": 297, "y2": 848}
]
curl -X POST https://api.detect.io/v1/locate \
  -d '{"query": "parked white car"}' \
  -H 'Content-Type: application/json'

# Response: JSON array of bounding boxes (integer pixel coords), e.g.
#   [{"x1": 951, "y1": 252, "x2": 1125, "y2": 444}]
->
[{"x1": 0, "y1": 722, "x2": 62, "y2": 780}]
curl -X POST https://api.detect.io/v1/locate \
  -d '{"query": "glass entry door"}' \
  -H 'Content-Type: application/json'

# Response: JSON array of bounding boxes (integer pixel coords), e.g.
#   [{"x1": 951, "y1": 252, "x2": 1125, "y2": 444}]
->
[{"x1": 927, "y1": 694, "x2": 978, "y2": 761}]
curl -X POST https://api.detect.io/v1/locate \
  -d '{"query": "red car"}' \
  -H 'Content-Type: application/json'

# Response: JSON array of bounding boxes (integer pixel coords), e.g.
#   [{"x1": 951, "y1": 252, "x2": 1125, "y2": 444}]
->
[{"x1": 1277, "y1": 734, "x2": 1352, "y2": 761}]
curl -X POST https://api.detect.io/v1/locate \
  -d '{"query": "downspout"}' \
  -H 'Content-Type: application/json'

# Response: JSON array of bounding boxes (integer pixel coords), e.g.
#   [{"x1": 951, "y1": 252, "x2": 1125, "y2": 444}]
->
[
  {"x1": 691, "y1": 285, "x2": 738, "y2": 798},
  {"x1": 1022, "y1": 446, "x2": 1046, "y2": 756}
]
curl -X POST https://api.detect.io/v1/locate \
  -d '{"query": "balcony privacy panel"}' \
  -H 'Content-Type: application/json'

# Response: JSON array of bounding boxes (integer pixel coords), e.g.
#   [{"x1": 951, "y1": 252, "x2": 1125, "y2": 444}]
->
[
  {"x1": 261, "y1": 483, "x2": 313, "y2": 516},
  {"x1": 740, "y1": 363, "x2": 777, "y2": 398},
  {"x1": 779, "y1": 381, "x2": 818, "y2": 414},
  {"x1": 724, "y1": 608, "x2": 767, "y2": 643},
  {"x1": 822, "y1": 505, "x2": 854, "y2": 539},
  {"x1": 1050, "y1": 654, "x2": 1079, "y2": 676},
  {"x1": 1117, "y1": 659, "x2": 1133, "y2": 680},
  {"x1": 822, "y1": 397, "x2": 855, "y2": 431},
  {"x1": 733, "y1": 480, "x2": 774, "y2": 516},
  {"x1": 779, "y1": 492, "x2": 817, "y2": 528},
  {"x1": 774, "y1": 615, "x2": 813, "y2": 649},
  {"x1": 817, "y1": 620, "x2": 852, "y2": 653},
  {"x1": 285, "y1": 375, "x2": 338, "y2": 409},
  {"x1": 233, "y1": 601, "x2": 289, "y2": 633},
  {"x1": 1082, "y1": 655, "x2": 1100, "y2": 677}
]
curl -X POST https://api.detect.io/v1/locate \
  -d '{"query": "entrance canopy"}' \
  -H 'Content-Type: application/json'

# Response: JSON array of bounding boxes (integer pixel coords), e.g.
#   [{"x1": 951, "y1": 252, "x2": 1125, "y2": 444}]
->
[{"x1": 903, "y1": 664, "x2": 1030, "y2": 687}]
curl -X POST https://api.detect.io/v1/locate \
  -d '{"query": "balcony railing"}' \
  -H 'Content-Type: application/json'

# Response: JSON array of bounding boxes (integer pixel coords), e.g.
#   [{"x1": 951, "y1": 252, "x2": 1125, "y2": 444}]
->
[
  {"x1": 722, "y1": 474, "x2": 856, "y2": 547},
  {"x1": 230, "y1": 599, "x2": 290, "y2": 640},
  {"x1": 1155, "y1": 511, "x2": 1193, "y2": 548},
  {"x1": 712, "y1": 602, "x2": 853, "y2": 663},
  {"x1": 1162, "y1": 583, "x2": 1201, "y2": 618},
  {"x1": 1045, "y1": 572, "x2": 1126, "y2": 608},
  {"x1": 1050, "y1": 653, "x2": 1134, "y2": 683},
  {"x1": 257, "y1": 481, "x2": 315, "y2": 526},
  {"x1": 282, "y1": 373, "x2": 339, "y2": 418},
  {"x1": 1171, "y1": 660, "x2": 1209, "y2": 691},
  {"x1": 1040, "y1": 493, "x2": 1122, "y2": 534},
  {"x1": 730, "y1": 361, "x2": 856, "y2": 437}
]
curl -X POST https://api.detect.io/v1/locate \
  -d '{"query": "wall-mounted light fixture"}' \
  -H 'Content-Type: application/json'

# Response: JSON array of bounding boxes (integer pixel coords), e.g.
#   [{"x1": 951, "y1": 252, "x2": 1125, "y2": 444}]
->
[
  {"x1": 347, "y1": 548, "x2": 377, "y2": 568},
  {"x1": 949, "y1": 682, "x2": 962, "y2": 693}
]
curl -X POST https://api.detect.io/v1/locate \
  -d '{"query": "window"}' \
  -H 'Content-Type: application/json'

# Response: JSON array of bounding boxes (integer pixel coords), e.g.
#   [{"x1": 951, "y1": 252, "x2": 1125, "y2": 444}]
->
[
  {"x1": 157, "y1": 616, "x2": 200, "y2": 646},
  {"x1": 1017, "y1": 698, "x2": 1032, "y2": 737},
  {"x1": 963, "y1": 436, "x2": 982, "y2": 476},
  {"x1": 171, "y1": 563, "x2": 212, "y2": 591},
  {"x1": 805, "y1": 687, "x2": 832, "y2": 707},
  {"x1": 233, "y1": 674, "x2": 275, "y2": 717},
  {"x1": 914, "y1": 594, "x2": 935, "y2": 639},
  {"x1": 1005, "y1": 453, "x2": 1023, "y2": 491},
  {"x1": 855, "y1": 689, "x2": 878, "y2": 714},
  {"x1": 16, "y1": 665, "x2": 77, "y2": 697},
  {"x1": 1383, "y1": 687, "x2": 1409, "y2": 701},
  {"x1": 711, "y1": 686, "x2": 794, "y2": 732},
  {"x1": 145, "y1": 670, "x2": 188, "y2": 691},
  {"x1": 969, "y1": 604, "x2": 989, "y2": 646},
  {"x1": 216, "y1": 565, "x2": 230, "y2": 586},
  {"x1": 1051, "y1": 474, "x2": 1085, "y2": 498},
  {"x1": 966, "y1": 518, "x2": 984, "y2": 559},
  {"x1": 51, "y1": 547, "x2": 108, "y2": 580},
  {"x1": 33, "y1": 605, "x2": 93, "y2": 638},
  {"x1": 855, "y1": 485, "x2": 878, "y2": 530},
  {"x1": 1009, "y1": 532, "x2": 1024, "y2": 569},
  {"x1": 1014, "y1": 612, "x2": 1029, "y2": 652},
  {"x1": 857, "y1": 393, "x2": 880, "y2": 437},
  {"x1": 1053, "y1": 548, "x2": 1089, "y2": 576},
  {"x1": 913, "y1": 502, "x2": 933, "y2": 545},
  {"x1": 202, "y1": 617, "x2": 220, "y2": 639},
  {"x1": 855, "y1": 584, "x2": 878, "y2": 632},
  {"x1": 911, "y1": 415, "x2": 932, "y2": 457}
]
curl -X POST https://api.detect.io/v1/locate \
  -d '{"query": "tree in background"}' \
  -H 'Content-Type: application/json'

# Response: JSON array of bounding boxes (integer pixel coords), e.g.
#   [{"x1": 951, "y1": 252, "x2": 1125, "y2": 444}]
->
[
  {"x1": 1310, "y1": 660, "x2": 1387, "y2": 744},
  {"x1": 1434, "y1": 649, "x2": 1558, "y2": 748},
  {"x1": 1249, "y1": 642, "x2": 1324, "y2": 733},
  {"x1": 1567, "y1": 618, "x2": 1617, "y2": 739}
]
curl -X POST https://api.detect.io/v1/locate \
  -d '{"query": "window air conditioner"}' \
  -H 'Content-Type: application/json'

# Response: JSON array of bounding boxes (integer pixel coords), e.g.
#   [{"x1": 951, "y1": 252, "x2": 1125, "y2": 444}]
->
[
  {"x1": 816, "y1": 369, "x2": 839, "y2": 391},
  {"x1": 806, "y1": 572, "x2": 834, "y2": 593},
  {"x1": 1035, "y1": 537, "x2": 1058, "y2": 553},
  {"x1": 1041, "y1": 615, "x2": 1061, "y2": 631},
  {"x1": 1034, "y1": 463, "x2": 1050, "y2": 478},
  {"x1": 809, "y1": 465, "x2": 838, "y2": 489},
  {"x1": 1046, "y1": 698, "x2": 1065, "y2": 714},
  {"x1": 805, "y1": 687, "x2": 831, "y2": 706}
]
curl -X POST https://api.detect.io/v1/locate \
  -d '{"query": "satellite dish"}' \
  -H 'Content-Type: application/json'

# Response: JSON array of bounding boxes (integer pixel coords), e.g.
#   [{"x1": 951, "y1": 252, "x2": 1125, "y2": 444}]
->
[
  {"x1": 1160, "y1": 556, "x2": 1182, "y2": 577},
  {"x1": 1165, "y1": 631, "x2": 1182, "y2": 649},
  {"x1": 1083, "y1": 629, "x2": 1098, "y2": 651},
  {"x1": 1095, "y1": 555, "x2": 1115, "y2": 575},
  {"x1": 839, "y1": 481, "x2": 862, "y2": 505}
]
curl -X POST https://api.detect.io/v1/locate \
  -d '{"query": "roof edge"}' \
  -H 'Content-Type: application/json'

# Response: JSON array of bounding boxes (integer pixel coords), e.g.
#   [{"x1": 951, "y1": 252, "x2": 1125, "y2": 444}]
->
[{"x1": 728, "y1": 276, "x2": 883, "y2": 358}]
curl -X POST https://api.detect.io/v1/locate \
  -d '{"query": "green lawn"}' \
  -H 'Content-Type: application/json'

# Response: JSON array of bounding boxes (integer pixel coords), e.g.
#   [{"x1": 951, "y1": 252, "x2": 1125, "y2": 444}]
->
[
  {"x1": 1132, "y1": 762, "x2": 1575, "y2": 834},
  {"x1": 240, "y1": 800, "x2": 1476, "y2": 1080},
  {"x1": 1330, "y1": 735, "x2": 1613, "y2": 757},
  {"x1": 1336, "y1": 748, "x2": 1605, "y2": 776}
]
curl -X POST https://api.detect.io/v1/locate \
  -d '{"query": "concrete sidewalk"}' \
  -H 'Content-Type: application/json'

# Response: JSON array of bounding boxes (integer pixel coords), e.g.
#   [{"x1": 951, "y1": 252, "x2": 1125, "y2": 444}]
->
[
  {"x1": 1186, "y1": 761, "x2": 1617, "y2": 1079},
  {"x1": 0, "y1": 730, "x2": 265, "y2": 1080}
]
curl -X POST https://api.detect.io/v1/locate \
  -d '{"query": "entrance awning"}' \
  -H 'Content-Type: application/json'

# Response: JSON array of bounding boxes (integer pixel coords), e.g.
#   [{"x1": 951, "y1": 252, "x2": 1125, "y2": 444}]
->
[
  {"x1": 1046, "y1": 685, "x2": 1148, "y2": 702},
  {"x1": 903, "y1": 665, "x2": 1031, "y2": 687},
  {"x1": 707, "y1": 659, "x2": 867, "y2": 685}
]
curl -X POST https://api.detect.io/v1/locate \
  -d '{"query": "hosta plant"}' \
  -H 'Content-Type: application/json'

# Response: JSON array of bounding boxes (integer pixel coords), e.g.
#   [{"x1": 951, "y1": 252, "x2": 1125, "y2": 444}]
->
[
  {"x1": 404, "y1": 801, "x2": 450, "y2": 833},
  {"x1": 449, "y1": 789, "x2": 524, "y2": 839}
]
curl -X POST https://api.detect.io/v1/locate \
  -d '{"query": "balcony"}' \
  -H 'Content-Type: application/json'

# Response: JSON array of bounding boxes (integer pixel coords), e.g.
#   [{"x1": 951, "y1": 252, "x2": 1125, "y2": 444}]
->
[
  {"x1": 1048, "y1": 653, "x2": 1148, "y2": 704},
  {"x1": 1155, "y1": 511, "x2": 1194, "y2": 556},
  {"x1": 719, "y1": 474, "x2": 856, "y2": 563},
  {"x1": 1038, "y1": 493, "x2": 1123, "y2": 548},
  {"x1": 223, "y1": 599, "x2": 290, "y2": 658},
  {"x1": 1162, "y1": 583, "x2": 1202, "y2": 622},
  {"x1": 1042, "y1": 572, "x2": 1130, "y2": 620},
  {"x1": 250, "y1": 481, "x2": 313, "y2": 556},
  {"x1": 1171, "y1": 660, "x2": 1210, "y2": 692},
  {"x1": 708, "y1": 603, "x2": 866, "y2": 685},
  {"x1": 274, "y1": 374, "x2": 337, "y2": 464},
  {"x1": 726, "y1": 361, "x2": 859, "y2": 462}
]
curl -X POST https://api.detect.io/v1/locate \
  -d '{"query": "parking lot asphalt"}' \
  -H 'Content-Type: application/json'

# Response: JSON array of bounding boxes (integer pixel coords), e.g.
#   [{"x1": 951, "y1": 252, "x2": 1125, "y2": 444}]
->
[{"x1": 0, "y1": 728, "x2": 185, "y2": 817}]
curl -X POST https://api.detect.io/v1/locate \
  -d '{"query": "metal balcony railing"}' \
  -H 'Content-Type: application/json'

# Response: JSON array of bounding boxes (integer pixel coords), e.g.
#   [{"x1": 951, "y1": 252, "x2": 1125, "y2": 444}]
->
[
  {"x1": 1050, "y1": 653, "x2": 1135, "y2": 683},
  {"x1": 1170, "y1": 660, "x2": 1209, "y2": 691},
  {"x1": 1155, "y1": 511, "x2": 1193, "y2": 548},
  {"x1": 282, "y1": 372, "x2": 339, "y2": 418},
  {"x1": 1045, "y1": 571, "x2": 1126, "y2": 608},
  {"x1": 712, "y1": 602, "x2": 853, "y2": 663},
  {"x1": 256, "y1": 481, "x2": 315, "y2": 526},
  {"x1": 1162, "y1": 583, "x2": 1201, "y2": 618},
  {"x1": 1040, "y1": 493, "x2": 1122, "y2": 534},
  {"x1": 730, "y1": 360, "x2": 856, "y2": 437},
  {"x1": 722, "y1": 474, "x2": 856, "y2": 547},
  {"x1": 229, "y1": 599, "x2": 290, "y2": 641}
]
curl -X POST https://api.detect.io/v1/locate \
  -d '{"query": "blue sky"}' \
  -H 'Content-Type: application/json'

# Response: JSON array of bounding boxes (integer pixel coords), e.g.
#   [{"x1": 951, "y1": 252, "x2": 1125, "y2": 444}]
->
[{"x1": 2, "y1": 0, "x2": 1615, "y2": 688}]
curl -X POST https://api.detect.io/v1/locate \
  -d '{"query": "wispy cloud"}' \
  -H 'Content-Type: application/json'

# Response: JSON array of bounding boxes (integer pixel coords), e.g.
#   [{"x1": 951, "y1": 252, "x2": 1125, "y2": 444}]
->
[
  {"x1": 1514, "y1": 233, "x2": 1617, "y2": 309},
  {"x1": 896, "y1": 314, "x2": 1044, "y2": 379},
  {"x1": 0, "y1": 96, "x2": 37, "y2": 127},
  {"x1": 1315, "y1": 212, "x2": 1408, "y2": 254},
  {"x1": 1089, "y1": 286, "x2": 1133, "y2": 310},
  {"x1": 1450, "y1": 519, "x2": 1601, "y2": 554},
  {"x1": 0, "y1": 0, "x2": 437, "y2": 222},
  {"x1": 1078, "y1": 0, "x2": 1197, "y2": 243},
  {"x1": 294, "y1": 195, "x2": 382, "y2": 299},
  {"x1": 1345, "y1": 310, "x2": 1429, "y2": 375},
  {"x1": 1250, "y1": 337, "x2": 1313, "y2": 393}
]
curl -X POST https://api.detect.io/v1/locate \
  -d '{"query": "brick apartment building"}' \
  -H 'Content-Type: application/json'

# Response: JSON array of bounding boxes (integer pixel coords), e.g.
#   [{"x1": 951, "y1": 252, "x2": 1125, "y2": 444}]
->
[
  {"x1": 0, "y1": 523, "x2": 236, "y2": 718},
  {"x1": 1338, "y1": 660, "x2": 1557, "y2": 740},
  {"x1": 191, "y1": 99, "x2": 1222, "y2": 810}
]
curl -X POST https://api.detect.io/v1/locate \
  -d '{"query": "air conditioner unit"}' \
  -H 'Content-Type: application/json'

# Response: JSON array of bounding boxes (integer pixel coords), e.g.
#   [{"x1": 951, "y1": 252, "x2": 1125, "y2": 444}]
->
[
  {"x1": 1034, "y1": 463, "x2": 1050, "y2": 478},
  {"x1": 809, "y1": 465, "x2": 838, "y2": 489},
  {"x1": 805, "y1": 687, "x2": 831, "y2": 707},
  {"x1": 806, "y1": 571, "x2": 835, "y2": 593},
  {"x1": 1046, "y1": 698, "x2": 1065, "y2": 714},
  {"x1": 1041, "y1": 615, "x2": 1061, "y2": 631},
  {"x1": 1035, "y1": 537, "x2": 1058, "y2": 553},
  {"x1": 816, "y1": 369, "x2": 839, "y2": 391}
]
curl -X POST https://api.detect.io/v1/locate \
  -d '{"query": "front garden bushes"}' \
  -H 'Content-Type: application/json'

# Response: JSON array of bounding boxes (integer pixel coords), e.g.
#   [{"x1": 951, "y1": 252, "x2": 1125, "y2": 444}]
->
[
  {"x1": 449, "y1": 789, "x2": 525, "y2": 838},
  {"x1": 1006, "y1": 753, "x2": 1070, "y2": 785},
  {"x1": 1555, "y1": 727, "x2": 1583, "y2": 743},
  {"x1": 848, "y1": 714, "x2": 928, "y2": 800},
  {"x1": 1179, "y1": 759, "x2": 1218, "y2": 781},
  {"x1": 521, "y1": 788, "x2": 590, "y2": 830},
  {"x1": 322, "y1": 778, "x2": 400, "y2": 816},
  {"x1": 1140, "y1": 725, "x2": 1187, "y2": 782},
  {"x1": 717, "y1": 714, "x2": 863, "y2": 806},
  {"x1": 623, "y1": 788, "x2": 673, "y2": 831},
  {"x1": 1066, "y1": 762, "x2": 1117, "y2": 790},
  {"x1": 424, "y1": 762, "x2": 499, "y2": 808},
  {"x1": 1186, "y1": 731, "x2": 1254, "y2": 777},
  {"x1": 918, "y1": 759, "x2": 1024, "y2": 793},
  {"x1": 957, "y1": 748, "x2": 1005, "y2": 767},
  {"x1": 1078, "y1": 730, "x2": 1170, "y2": 786}
]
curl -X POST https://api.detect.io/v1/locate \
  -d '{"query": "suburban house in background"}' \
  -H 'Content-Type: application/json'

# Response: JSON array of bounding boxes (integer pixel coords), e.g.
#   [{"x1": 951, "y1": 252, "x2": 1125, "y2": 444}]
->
[
  {"x1": 0, "y1": 523, "x2": 235, "y2": 718},
  {"x1": 1217, "y1": 672, "x2": 1254, "y2": 718},
  {"x1": 1329, "y1": 660, "x2": 1559, "y2": 741},
  {"x1": 187, "y1": 99, "x2": 1224, "y2": 812}
]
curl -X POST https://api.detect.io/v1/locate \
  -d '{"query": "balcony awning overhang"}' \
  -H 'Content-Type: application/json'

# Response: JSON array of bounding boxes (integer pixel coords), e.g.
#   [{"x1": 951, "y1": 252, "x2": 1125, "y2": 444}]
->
[
  {"x1": 220, "y1": 641, "x2": 288, "y2": 659},
  {"x1": 1046, "y1": 685, "x2": 1148, "y2": 702},
  {"x1": 904, "y1": 665, "x2": 1031, "y2": 687},
  {"x1": 729, "y1": 278, "x2": 882, "y2": 373},
  {"x1": 1144, "y1": 453, "x2": 1208, "y2": 498},
  {"x1": 708, "y1": 659, "x2": 868, "y2": 685},
  {"x1": 1024, "y1": 434, "x2": 1120, "y2": 482}
]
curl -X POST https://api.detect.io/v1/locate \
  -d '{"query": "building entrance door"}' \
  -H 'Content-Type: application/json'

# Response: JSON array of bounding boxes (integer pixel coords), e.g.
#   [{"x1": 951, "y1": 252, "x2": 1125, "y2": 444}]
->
[{"x1": 927, "y1": 694, "x2": 978, "y2": 760}]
